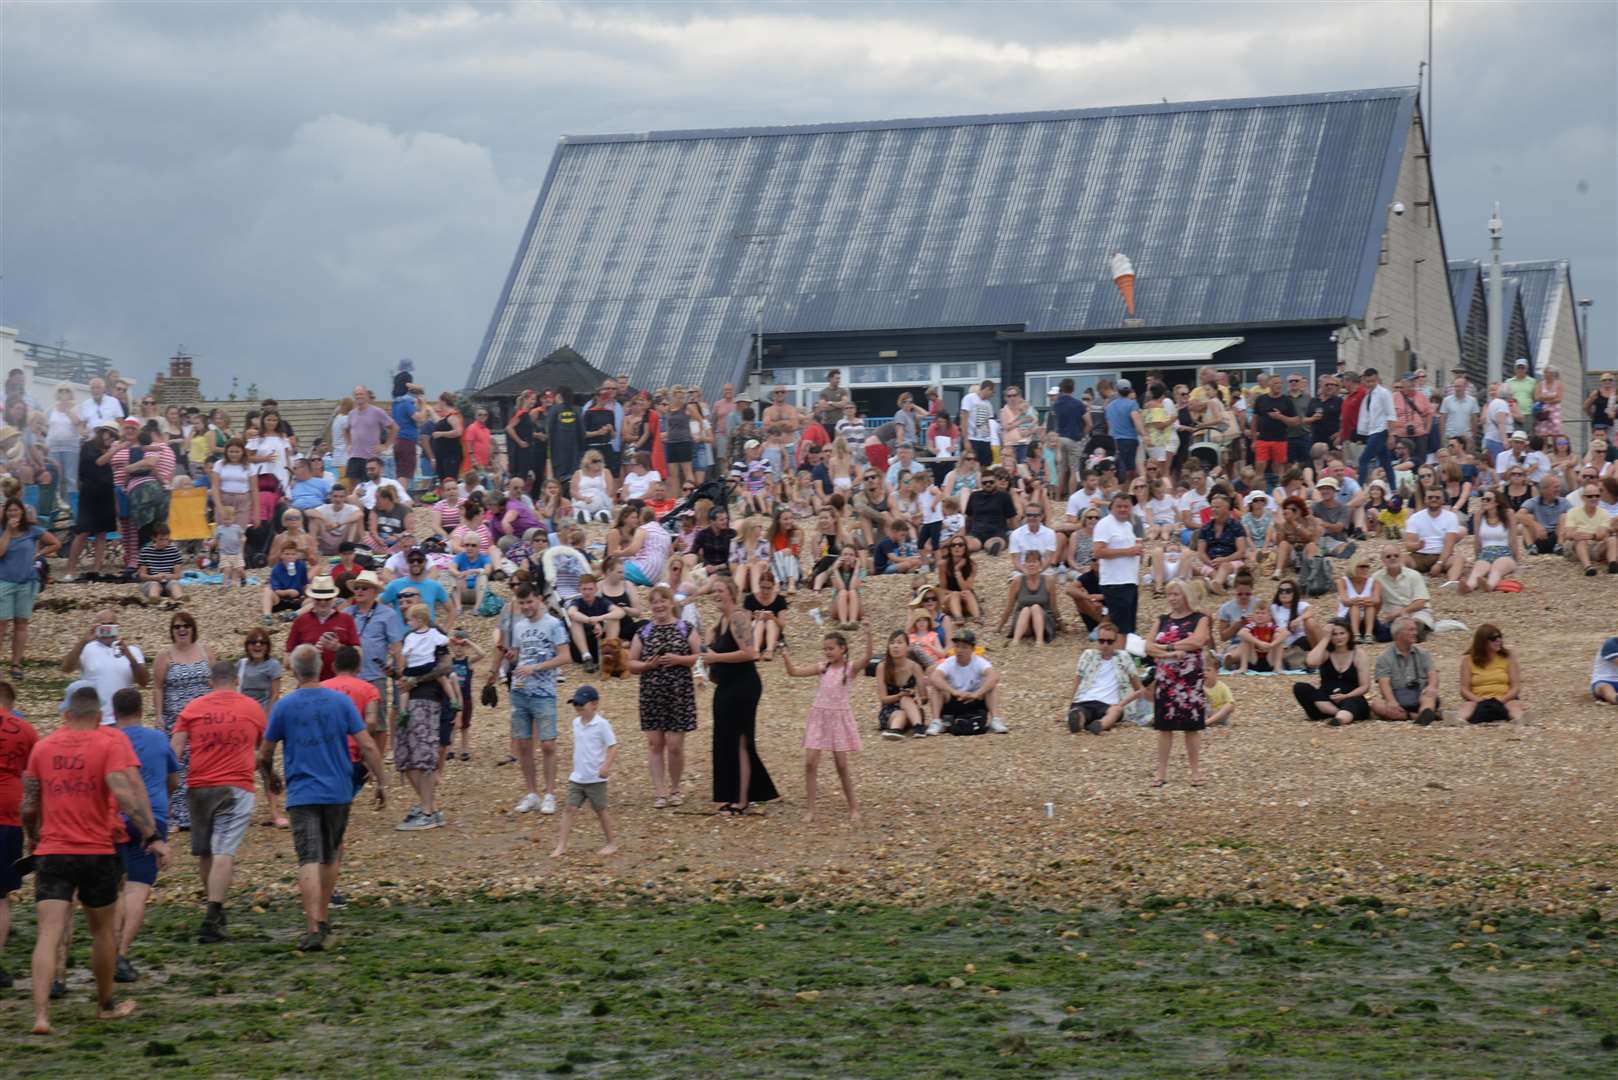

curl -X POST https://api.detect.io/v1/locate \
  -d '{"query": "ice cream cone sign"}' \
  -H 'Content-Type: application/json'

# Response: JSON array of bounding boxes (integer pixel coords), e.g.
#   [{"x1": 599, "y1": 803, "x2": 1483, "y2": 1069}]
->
[{"x1": 1109, "y1": 249, "x2": 1137, "y2": 317}]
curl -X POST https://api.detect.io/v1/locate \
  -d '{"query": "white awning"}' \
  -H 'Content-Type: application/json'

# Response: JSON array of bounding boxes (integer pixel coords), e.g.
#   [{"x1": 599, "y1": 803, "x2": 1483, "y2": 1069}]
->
[{"x1": 1065, "y1": 337, "x2": 1245, "y2": 366}]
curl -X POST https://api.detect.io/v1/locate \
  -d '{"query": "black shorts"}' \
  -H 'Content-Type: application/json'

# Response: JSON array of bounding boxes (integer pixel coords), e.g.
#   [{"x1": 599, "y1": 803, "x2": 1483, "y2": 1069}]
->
[
  {"x1": 918, "y1": 521, "x2": 943, "y2": 550},
  {"x1": 289, "y1": 803, "x2": 351, "y2": 866},
  {"x1": 1066, "y1": 700, "x2": 1112, "y2": 733},
  {"x1": 1286, "y1": 440, "x2": 1312, "y2": 465},
  {"x1": 664, "y1": 441, "x2": 693, "y2": 464},
  {"x1": 35, "y1": 853, "x2": 123, "y2": 908},
  {"x1": 0, "y1": 824, "x2": 22, "y2": 894}
]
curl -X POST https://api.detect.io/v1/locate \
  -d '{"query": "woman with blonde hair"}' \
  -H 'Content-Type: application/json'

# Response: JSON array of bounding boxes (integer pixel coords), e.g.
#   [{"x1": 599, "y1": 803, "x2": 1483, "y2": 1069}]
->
[
  {"x1": 826, "y1": 438, "x2": 859, "y2": 495},
  {"x1": 729, "y1": 517, "x2": 771, "y2": 596},
  {"x1": 331, "y1": 396, "x2": 355, "y2": 466},
  {"x1": 570, "y1": 449, "x2": 615, "y2": 523}
]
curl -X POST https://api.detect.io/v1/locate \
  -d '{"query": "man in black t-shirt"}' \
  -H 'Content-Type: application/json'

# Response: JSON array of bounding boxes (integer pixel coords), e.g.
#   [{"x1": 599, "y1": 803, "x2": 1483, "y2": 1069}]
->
[
  {"x1": 965, "y1": 472, "x2": 1019, "y2": 555},
  {"x1": 1250, "y1": 374, "x2": 1296, "y2": 488},
  {"x1": 582, "y1": 388, "x2": 619, "y2": 475},
  {"x1": 565, "y1": 575, "x2": 626, "y2": 671},
  {"x1": 1310, "y1": 374, "x2": 1343, "y2": 449}
]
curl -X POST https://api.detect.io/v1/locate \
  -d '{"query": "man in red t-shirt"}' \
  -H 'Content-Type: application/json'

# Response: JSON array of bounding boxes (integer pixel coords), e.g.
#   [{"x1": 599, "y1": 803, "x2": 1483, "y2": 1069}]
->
[
  {"x1": 22, "y1": 684, "x2": 167, "y2": 1034},
  {"x1": 1, "y1": 698, "x2": 41, "y2": 988},
  {"x1": 323, "y1": 645, "x2": 383, "y2": 780},
  {"x1": 171, "y1": 662, "x2": 267, "y2": 945},
  {"x1": 285, "y1": 577, "x2": 360, "y2": 681}
]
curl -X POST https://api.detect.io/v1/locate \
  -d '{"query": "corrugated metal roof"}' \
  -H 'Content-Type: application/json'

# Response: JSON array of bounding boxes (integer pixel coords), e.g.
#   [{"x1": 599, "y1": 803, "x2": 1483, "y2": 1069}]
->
[
  {"x1": 471, "y1": 88, "x2": 1418, "y2": 399},
  {"x1": 1498, "y1": 259, "x2": 1576, "y2": 362}
]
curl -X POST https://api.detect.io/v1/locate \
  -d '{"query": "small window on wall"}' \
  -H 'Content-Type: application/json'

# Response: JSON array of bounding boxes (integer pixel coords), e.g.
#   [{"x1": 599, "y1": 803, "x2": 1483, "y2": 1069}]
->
[
  {"x1": 851, "y1": 365, "x2": 888, "y2": 384},
  {"x1": 892, "y1": 363, "x2": 931, "y2": 382},
  {"x1": 940, "y1": 363, "x2": 981, "y2": 380},
  {"x1": 801, "y1": 368, "x2": 836, "y2": 384}
]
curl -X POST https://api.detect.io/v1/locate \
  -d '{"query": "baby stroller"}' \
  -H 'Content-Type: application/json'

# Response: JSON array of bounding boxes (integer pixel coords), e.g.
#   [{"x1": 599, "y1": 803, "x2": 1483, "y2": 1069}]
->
[{"x1": 659, "y1": 477, "x2": 733, "y2": 526}]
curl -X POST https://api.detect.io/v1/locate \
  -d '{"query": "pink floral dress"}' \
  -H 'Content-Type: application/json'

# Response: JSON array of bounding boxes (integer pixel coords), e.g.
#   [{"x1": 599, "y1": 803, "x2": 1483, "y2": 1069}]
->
[{"x1": 803, "y1": 662, "x2": 862, "y2": 752}]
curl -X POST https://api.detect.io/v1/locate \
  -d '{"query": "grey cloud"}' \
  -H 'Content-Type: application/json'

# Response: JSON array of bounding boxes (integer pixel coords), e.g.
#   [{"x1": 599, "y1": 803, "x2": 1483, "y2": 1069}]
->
[{"x1": 1, "y1": 1, "x2": 1611, "y2": 397}]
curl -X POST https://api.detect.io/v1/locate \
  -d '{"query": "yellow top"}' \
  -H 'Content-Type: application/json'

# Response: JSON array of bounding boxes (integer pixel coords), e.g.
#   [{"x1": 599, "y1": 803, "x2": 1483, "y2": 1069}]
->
[
  {"x1": 1205, "y1": 680, "x2": 1233, "y2": 711},
  {"x1": 1465, "y1": 654, "x2": 1511, "y2": 700}
]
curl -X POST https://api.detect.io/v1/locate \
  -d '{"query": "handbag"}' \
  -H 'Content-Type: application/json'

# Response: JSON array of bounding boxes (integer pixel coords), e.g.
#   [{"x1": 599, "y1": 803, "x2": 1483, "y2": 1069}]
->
[
  {"x1": 947, "y1": 706, "x2": 987, "y2": 736},
  {"x1": 1469, "y1": 697, "x2": 1511, "y2": 724}
]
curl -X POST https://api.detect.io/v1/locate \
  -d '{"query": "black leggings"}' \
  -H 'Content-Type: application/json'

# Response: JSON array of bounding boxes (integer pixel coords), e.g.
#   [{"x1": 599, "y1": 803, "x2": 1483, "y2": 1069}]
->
[{"x1": 1292, "y1": 683, "x2": 1370, "y2": 722}]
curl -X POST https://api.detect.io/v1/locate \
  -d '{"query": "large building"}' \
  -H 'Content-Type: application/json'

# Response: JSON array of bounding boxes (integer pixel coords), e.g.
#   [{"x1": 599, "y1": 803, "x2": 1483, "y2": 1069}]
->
[{"x1": 471, "y1": 87, "x2": 1459, "y2": 412}]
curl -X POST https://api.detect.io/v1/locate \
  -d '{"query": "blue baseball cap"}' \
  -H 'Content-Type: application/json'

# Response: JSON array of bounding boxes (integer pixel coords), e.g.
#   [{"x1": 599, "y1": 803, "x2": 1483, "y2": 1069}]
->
[{"x1": 568, "y1": 685, "x2": 600, "y2": 706}]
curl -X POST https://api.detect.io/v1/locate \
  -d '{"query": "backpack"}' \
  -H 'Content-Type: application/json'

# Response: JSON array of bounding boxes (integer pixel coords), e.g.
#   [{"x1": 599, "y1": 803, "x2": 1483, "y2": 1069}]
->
[
  {"x1": 948, "y1": 706, "x2": 988, "y2": 736},
  {"x1": 1301, "y1": 555, "x2": 1334, "y2": 597},
  {"x1": 477, "y1": 591, "x2": 505, "y2": 617}
]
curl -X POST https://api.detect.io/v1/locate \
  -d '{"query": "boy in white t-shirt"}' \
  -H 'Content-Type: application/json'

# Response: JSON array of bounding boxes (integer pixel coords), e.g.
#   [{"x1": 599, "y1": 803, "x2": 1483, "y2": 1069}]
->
[
  {"x1": 923, "y1": 630, "x2": 1006, "y2": 735},
  {"x1": 551, "y1": 685, "x2": 619, "y2": 857}
]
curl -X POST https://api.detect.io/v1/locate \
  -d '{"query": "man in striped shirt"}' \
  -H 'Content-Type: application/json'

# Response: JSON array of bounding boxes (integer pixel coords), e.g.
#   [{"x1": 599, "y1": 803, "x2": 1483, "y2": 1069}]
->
[{"x1": 138, "y1": 523, "x2": 185, "y2": 601}]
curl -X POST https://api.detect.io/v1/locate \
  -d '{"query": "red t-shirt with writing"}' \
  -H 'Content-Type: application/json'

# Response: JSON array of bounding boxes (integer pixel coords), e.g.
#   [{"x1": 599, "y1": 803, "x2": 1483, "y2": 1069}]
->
[
  {"x1": 24, "y1": 726, "x2": 140, "y2": 855},
  {"x1": 322, "y1": 675, "x2": 381, "y2": 763},
  {"x1": 175, "y1": 690, "x2": 267, "y2": 791},
  {"x1": 0, "y1": 709, "x2": 41, "y2": 826}
]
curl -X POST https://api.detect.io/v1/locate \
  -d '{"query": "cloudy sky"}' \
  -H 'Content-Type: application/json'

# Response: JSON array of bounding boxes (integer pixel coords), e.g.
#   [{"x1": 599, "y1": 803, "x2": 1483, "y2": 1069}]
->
[{"x1": 3, "y1": 0, "x2": 1612, "y2": 397}]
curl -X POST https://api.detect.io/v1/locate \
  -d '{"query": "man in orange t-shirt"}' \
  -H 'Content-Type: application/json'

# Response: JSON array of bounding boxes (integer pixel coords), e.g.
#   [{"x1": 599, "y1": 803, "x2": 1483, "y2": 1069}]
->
[
  {"x1": 322, "y1": 645, "x2": 383, "y2": 789},
  {"x1": 171, "y1": 662, "x2": 266, "y2": 944},
  {"x1": 1, "y1": 696, "x2": 41, "y2": 988},
  {"x1": 23, "y1": 683, "x2": 166, "y2": 1034}
]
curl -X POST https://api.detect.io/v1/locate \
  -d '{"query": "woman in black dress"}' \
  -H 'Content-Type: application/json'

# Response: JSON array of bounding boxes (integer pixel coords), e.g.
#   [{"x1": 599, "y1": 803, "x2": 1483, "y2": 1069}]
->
[
  {"x1": 1144, "y1": 580, "x2": 1211, "y2": 787},
  {"x1": 705, "y1": 577, "x2": 778, "y2": 814},
  {"x1": 504, "y1": 391, "x2": 541, "y2": 489},
  {"x1": 1294, "y1": 618, "x2": 1372, "y2": 725}
]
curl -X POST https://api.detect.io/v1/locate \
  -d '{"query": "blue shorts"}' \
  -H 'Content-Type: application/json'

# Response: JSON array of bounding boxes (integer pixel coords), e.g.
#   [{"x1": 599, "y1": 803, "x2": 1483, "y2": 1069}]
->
[
  {"x1": 1594, "y1": 679, "x2": 1618, "y2": 700},
  {"x1": 510, "y1": 690, "x2": 558, "y2": 742},
  {"x1": 0, "y1": 824, "x2": 22, "y2": 894},
  {"x1": 117, "y1": 822, "x2": 168, "y2": 887},
  {"x1": 624, "y1": 562, "x2": 656, "y2": 587},
  {"x1": 0, "y1": 580, "x2": 39, "y2": 620}
]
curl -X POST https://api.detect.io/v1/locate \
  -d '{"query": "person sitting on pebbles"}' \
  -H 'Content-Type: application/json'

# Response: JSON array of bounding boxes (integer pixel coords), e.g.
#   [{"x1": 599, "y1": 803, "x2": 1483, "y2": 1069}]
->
[
  {"x1": 1591, "y1": 635, "x2": 1618, "y2": 706},
  {"x1": 1066, "y1": 621, "x2": 1147, "y2": 734}
]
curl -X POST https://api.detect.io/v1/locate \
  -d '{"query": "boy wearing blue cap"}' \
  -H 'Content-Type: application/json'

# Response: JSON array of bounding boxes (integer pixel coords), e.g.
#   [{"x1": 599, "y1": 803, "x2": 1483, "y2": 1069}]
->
[{"x1": 550, "y1": 685, "x2": 617, "y2": 858}]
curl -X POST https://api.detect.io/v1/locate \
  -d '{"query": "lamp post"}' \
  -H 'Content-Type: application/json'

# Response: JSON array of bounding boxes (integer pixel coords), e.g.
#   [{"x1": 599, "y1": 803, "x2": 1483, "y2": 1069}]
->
[
  {"x1": 735, "y1": 231, "x2": 784, "y2": 381},
  {"x1": 1486, "y1": 205, "x2": 1504, "y2": 387},
  {"x1": 1577, "y1": 298, "x2": 1592, "y2": 369}
]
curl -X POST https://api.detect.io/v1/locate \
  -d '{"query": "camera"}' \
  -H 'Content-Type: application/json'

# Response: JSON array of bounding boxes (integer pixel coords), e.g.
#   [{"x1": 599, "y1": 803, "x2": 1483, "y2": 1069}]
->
[{"x1": 1391, "y1": 202, "x2": 1406, "y2": 216}]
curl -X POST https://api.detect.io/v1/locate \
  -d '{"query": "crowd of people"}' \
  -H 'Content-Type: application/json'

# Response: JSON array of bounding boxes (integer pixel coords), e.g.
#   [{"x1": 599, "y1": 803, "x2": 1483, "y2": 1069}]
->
[{"x1": 2, "y1": 358, "x2": 1617, "y2": 1032}]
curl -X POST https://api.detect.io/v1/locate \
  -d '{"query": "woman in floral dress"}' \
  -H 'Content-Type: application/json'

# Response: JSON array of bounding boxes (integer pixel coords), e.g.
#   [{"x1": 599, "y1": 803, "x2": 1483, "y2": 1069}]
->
[
  {"x1": 1145, "y1": 580, "x2": 1211, "y2": 788},
  {"x1": 628, "y1": 585, "x2": 701, "y2": 809},
  {"x1": 151, "y1": 611, "x2": 214, "y2": 829}
]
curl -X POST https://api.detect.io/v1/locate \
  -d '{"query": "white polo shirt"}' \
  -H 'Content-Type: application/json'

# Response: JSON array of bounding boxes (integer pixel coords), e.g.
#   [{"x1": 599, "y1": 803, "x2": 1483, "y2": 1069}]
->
[
  {"x1": 569, "y1": 713, "x2": 618, "y2": 784},
  {"x1": 78, "y1": 640, "x2": 145, "y2": 724},
  {"x1": 1008, "y1": 523, "x2": 1058, "y2": 562}
]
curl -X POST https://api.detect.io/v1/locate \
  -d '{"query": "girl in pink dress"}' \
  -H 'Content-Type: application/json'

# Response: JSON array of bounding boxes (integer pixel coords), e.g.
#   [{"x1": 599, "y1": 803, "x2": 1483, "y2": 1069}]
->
[{"x1": 779, "y1": 626, "x2": 873, "y2": 824}]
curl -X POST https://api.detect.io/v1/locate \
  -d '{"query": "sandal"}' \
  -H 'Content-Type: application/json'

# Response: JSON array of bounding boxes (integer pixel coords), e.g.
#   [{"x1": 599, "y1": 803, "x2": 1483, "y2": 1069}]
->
[
  {"x1": 668, "y1": 792, "x2": 685, "y2": 807},
  {"x1": 1148, "y1": 779, "x2": 1168, "y2": 788},
  {"x1": 494, "y1": 755, "x2": 517, "y2": 767},
  {"x1": 653, "y1": 796, "x2": 668, "y2": 810}
]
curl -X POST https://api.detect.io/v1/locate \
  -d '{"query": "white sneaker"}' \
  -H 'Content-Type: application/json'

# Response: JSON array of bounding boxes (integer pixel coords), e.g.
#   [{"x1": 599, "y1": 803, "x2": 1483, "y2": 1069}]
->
[
  {"x1": 540, "y1": 792, "x2": 557, "y2": 815},
  {"x1": 514, "y1": 793, "x2": 541, "y2": 813},
  {"x1": 988, "y1": 716, "x2": 1010, "y2": 734},
  {"x1": 809, "y1": 608, "x2": 824, "y2": 625},
  {"x1": 925, "y1": 719, "x2": 944, "y2": 737},
  {"x1": 880, "y1": 729, "x2": 904, "y2": 740}
]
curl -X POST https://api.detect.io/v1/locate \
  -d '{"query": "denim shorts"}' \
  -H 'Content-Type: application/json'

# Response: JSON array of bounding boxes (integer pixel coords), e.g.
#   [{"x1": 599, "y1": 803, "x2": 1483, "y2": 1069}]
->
[
  {"x1": 510, "y1": 690, "x2": 558, "y2": 742},
  {"x1": 0, "y1": 579, "x2": 39, "y2": 620}
]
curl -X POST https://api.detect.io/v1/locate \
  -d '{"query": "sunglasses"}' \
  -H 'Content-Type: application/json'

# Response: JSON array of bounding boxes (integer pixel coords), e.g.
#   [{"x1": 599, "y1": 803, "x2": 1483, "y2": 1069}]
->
[
  {"x1": 1097, "y1": 636, "x2": 1117, "y2": 644},
  {"x1": 247, "y1": 639, "x2": 269, "y2": 647},
  {"x1": 171, "y1": 624, "x2": 192, "y2": 632}
]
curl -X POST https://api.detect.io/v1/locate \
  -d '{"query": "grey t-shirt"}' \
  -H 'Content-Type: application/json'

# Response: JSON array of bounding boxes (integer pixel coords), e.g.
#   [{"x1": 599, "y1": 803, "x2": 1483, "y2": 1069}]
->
[
  {"x1": 215, "y1": 523, "x2": 244, "y2": 556},
  {"x1": 1374, "y1": 644, "x2": 1432, "y2": 691},
  {"x1": 1311, "y1": 499, "x2": 1350, "y2": 532},
  {"x1": 238, "y1": 657, "x2": 284, "y2": 709}
]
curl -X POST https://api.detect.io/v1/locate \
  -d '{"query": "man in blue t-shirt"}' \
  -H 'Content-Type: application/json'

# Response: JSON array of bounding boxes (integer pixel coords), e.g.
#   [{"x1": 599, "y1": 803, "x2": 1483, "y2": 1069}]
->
[
  {"x1": 1049, "y1": 378, "x2": 1088, "y2": 496},
  {"x1": 380, "y1": 549, "x2": 452, "y2": 624},
  {"x1": 260, "y1": 645, "x2": 384, "y2": 953},
  {"x1": 1105, "y1": 380, "x2": 1143, "y2": 482},
  {"x1": 111, "y1": 687, "x2": 178, "y2": 982}
]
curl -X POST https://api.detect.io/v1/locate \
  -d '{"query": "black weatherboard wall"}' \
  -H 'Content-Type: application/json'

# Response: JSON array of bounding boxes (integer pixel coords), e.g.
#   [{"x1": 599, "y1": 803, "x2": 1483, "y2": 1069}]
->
[
  {"x1": 1003, "y1": 325, "x2": 1341, "y2": 390},
  {"x1": 761, "y1": 326, "x2": 1013, "y2": 414}
]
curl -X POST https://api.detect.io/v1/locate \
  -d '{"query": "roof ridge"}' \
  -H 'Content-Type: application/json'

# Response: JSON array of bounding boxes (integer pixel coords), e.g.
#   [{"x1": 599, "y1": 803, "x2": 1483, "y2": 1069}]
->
[{"x1": 563, "y1": 86, "x2": 1418, "y2": 145}]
